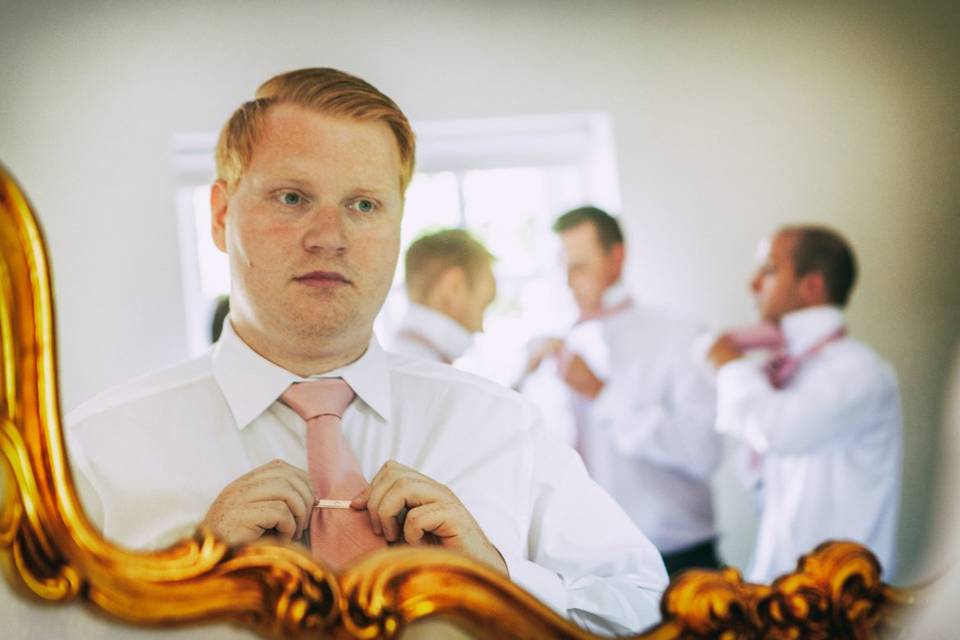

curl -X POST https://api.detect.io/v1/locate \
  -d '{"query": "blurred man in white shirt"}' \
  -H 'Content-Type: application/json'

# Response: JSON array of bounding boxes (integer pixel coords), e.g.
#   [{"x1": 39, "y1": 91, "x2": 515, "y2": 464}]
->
[
  {"x1": 707, "y1": 225, "x2": 902, "y2": 582},
  {"x1": 67, "y1": 68, "x2": 667, "y2": 635},
  {"x1": 524, "y1": 206, "x2": 723, "y2": 576},
  {"x1": 391, "y1": 229, "x2": 495, "y2": 364}
]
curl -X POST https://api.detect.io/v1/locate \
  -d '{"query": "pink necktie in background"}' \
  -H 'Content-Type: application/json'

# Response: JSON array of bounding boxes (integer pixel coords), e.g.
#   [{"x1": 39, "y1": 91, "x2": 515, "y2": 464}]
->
[
  {"x1": 280, "y1": 378, "x2": 386, "y2": 571},
  {"x1": 763, "y1": 327, "x2": 847, "y2": 389}
]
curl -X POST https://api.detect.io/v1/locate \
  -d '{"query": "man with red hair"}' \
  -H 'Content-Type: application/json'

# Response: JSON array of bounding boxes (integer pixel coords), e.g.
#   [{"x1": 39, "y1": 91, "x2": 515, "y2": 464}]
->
[{"x1": 68, "y1": 67, "x2": 667, "y2": 635}]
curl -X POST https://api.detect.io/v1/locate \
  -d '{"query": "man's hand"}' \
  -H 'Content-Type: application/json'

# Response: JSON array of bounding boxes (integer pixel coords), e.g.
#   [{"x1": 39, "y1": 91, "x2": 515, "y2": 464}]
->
[
  {"x1": 558, "y1": 353, "x2": 604, "y2": 398},
  {"x1": 708, "y1": 334, "x2": 746, "y2": 369},
  {"x1": 351, "y1": 460, "x2": 508, "y2": 575},
  {"x1": 523, "y1": 336, "x2": 564, "y2": 375},
  {"x1": 201, "y1": 459, "x2": 314, "y2": 546}
]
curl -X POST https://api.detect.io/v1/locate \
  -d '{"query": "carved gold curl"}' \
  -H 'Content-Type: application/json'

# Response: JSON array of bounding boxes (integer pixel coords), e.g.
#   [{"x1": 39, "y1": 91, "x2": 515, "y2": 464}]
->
[
  {"x1": 650, "y1": 541, "x2": 915, "y2": 640},
  {"x1": 0, "y1": 161, "x2": 921, "y2": 639},
  {"x1": 338, "y1": 546, "x2": 601, "y2": 639}
]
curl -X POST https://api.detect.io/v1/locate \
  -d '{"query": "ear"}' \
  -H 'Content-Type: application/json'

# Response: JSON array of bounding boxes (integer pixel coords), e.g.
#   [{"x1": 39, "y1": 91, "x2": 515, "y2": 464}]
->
[
  {"x1": 439, "y1": 266, "x2": 469, "y2": 300},
  {"x1": 609, "y1": 243, "x2": 626, "y2": 277},
  {"x1": 210, "y1": 180, "x2": 230, "y2": 253},
  {"x1": 799, "y1": 272, "x2": 829, "y2": 306},
  {"x1": 425, "y1": 266, "x2": 466, "y2": 314}
]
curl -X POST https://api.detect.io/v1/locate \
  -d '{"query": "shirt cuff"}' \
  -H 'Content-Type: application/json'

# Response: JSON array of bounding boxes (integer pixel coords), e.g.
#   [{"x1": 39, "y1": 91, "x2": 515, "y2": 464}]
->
[
  {"x1": 504, "y1": 555, "x2": 568, "y2": 617},
  {"x1": 716, "y1": 358, "x2": 769, "y2": 397},
  {"x1": 715, "y1": 359, "x2": 773, "y2": 446}
]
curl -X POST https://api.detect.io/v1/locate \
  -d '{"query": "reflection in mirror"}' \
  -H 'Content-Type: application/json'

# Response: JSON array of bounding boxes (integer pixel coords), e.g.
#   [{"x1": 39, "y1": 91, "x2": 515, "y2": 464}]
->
[
  {"x1": 0, "y1": 124, "x2": 932, "y2": 640},
  {"x1": 60, "y1": 66, "x2": 670, "y2": 636},
  {"x1": 4, "y1": 3, "x2": 959, "y2": 638}
]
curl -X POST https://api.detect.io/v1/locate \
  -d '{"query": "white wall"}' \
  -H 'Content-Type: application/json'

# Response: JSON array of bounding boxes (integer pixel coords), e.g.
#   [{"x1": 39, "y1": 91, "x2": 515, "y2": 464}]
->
[{"x1": 1, "y1": 1, "x2": 958, "y2": 635}]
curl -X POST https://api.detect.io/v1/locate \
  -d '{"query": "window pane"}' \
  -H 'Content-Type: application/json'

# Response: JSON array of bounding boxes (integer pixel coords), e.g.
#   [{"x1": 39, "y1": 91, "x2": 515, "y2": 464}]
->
[
  {"x1": 398, "y1": 171, "x2": 462, "y2": 284},
  {"x1": 453, "y1": 167, "x2": 581, "y2": 385},
  {"x1": 461, "y1": 167, "x2": 554, "y2": 277}
]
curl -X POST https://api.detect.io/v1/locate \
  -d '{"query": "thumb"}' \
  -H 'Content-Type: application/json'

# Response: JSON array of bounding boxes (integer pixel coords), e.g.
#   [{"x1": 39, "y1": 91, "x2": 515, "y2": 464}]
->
[{"x1": 350, "y1": 485, "x2": 371, "y2": 510}]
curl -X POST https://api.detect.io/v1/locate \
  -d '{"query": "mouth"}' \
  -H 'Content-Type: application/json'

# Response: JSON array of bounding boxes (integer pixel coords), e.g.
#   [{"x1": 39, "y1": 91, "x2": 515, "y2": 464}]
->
[{"x1": 293, "y1": 270, "x2": 353, "y2": 288}]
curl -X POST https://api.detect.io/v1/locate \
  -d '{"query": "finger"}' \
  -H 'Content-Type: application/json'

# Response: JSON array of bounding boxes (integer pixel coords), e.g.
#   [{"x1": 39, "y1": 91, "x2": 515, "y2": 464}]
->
[
  {"x1": 364, "y1": 460, "x2": 410, "y2": 536},
  {"x1": 363, "y1": 476, "x2": 391, "y2": 536},
  {"x1": 369, "y1": 477, "x2": 404, "y2": 541},
  {"x1": 277, "y1": 480, "x2": 310, "y2": 542},
  {"x1": 235, "y1": 478, "x2": 311, "y2": 541},
  {"x1": 255, "y1": 501, "x2": 298, "y2": 541},
  {"x1": 403, "y1": 503, "x2": 458, "y2": 545},
  {"x1": 376, "y1": 477, "x2": 440, "y2": 543},
  {"x1": 350, "y1": 484, "x2": 371, "y2": 510},
  {"x1": 279, "y1": 472, "x2": 315, "y2": 540}
]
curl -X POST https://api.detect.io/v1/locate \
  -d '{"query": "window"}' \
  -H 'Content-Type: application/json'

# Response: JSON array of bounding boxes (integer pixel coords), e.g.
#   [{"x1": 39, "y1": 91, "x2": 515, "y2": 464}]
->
[{"x1": 173, "y1": 112, "x2": 621, "y2": 385}]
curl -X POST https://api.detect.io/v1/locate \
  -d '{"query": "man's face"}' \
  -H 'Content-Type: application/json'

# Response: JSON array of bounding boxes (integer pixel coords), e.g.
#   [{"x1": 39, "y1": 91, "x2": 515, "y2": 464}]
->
[
  {"x1": 458, "y1": 263, "x2": 496, "y2": 333},
  {"x1": 211, "y1": 103, "x2": 403, "y2": 355},
  {"x1": 559, "y1": 223, "x2": 622, "y2": 315},
  {"x1": 751, "y1": 232, "x2": 806, "y2": 323}
]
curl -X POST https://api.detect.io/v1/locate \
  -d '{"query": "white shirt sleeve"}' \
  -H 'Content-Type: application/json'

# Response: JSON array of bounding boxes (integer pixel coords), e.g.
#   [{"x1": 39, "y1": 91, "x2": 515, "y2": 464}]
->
[
  {"x1": 715, "y1": 354, "x2": 891, "y2": 454},
  {"x1": 590, "y1": 353, "x2": 721, "y2": 479},
  {"x1": 504, "y1": 415, "x2": 668, "y2": 636}
]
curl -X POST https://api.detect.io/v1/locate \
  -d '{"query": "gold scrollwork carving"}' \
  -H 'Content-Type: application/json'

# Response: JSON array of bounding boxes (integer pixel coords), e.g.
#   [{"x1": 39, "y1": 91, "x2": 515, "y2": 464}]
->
[{"x1": 652, "y1": 541, "x2": 917, "y2": 639}]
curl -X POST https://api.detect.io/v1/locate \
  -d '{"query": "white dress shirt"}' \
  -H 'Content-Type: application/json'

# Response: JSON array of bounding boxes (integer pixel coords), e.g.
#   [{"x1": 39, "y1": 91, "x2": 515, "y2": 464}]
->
[
  {"x1": 715, "y1": 305, "x2": 902, "y2": 582},
  {"x1": 555, "y1": 282, "x2": 722, "y2": 555},
  {"x1": 67, "y1": 322, "x2": 668, "y2": 635},
  {"x1": 388, "y1": 302, "x2": 472, "y2": 364}
]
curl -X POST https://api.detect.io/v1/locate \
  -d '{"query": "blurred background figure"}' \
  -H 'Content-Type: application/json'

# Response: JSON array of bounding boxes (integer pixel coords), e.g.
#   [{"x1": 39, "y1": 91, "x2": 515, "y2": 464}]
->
[
  {"x1": 390, "y1": 229, "x2": 496, "y2": 364},
  {"x1": 522, "y1": 206, "x2": 723, "y2": 575},
  {"x1": 707, "y1": 225, "x2": 902, "y2": 583}
]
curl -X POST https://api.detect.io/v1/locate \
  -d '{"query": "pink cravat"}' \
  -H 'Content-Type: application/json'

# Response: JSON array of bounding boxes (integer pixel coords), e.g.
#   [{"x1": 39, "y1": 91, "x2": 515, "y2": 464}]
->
[
  {"x1": 763, "y1": 327, "x2": 847, "y2": 389},
  {"x1": 280, "y1": 378, "x2": 386, "y2": 571}
]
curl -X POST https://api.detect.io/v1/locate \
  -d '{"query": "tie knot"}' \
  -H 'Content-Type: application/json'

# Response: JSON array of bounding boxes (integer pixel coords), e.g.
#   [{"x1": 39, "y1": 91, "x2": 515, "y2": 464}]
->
[
  {"x1": 763, "y1": 352, "x2": 797, "y2": 389},
  {"x1": 281, "y1": 378, "x2": 356, "y2": 421}
]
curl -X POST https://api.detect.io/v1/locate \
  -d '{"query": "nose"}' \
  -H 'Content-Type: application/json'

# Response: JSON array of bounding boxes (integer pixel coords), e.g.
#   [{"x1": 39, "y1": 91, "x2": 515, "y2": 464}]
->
[
  {"x1": 303, "y1": 204, "x2": 347, "y2": 255},
  {"x1": 750, "y1": 270, "x2": 763, "y2": 294}
]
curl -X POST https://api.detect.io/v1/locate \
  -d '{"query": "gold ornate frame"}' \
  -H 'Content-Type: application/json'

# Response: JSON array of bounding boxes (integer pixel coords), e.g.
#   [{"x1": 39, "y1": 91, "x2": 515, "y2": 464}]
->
[{"x1": 0, "y1": 161, "x2": 917, "y2": 638}]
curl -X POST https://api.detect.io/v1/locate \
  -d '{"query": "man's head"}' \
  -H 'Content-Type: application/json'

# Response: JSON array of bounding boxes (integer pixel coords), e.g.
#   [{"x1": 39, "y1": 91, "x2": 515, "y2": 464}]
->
[
  {"x1": 210, "y1": 68, "x2": 416, "y2": 372},
  {"x1": 552, "y1": 206, "x2": 625, "y2": 315},
  {"x1": 405, "y1": 229, "x2": 496, "y2": 333},
  {"x1": 751, "y1": 225, "x2": 858, "y2": 323}
]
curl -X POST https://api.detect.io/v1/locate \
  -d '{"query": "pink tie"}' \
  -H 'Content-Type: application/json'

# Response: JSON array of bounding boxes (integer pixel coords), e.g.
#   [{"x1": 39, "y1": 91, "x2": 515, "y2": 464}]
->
[
  {"x1": 762, "y1": 351, "x2": 799, "y2": 389},
  {"x1": 763, "y1": 327, "x2": 847, "y2": 389},
  {"x1": 280, "y1": 379, "x2": 386, "y2": 570}
]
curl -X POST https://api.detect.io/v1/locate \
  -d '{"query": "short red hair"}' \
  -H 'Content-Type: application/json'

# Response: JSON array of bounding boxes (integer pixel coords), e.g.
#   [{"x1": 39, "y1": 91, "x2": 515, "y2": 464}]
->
[{"x1": 215, "y1": 67, "x2": 416, "y2": 193}]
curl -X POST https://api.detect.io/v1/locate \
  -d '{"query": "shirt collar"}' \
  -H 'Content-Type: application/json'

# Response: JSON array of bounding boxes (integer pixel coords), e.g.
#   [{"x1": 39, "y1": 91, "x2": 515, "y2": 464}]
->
[
  {"x1": 212, "y1": 320, "x2": 393, "y2": 430},
  {"x1": 399, "y1": 303, "x2": 474, "y2": 361},
  {"x1": 780, "y1": 305, "x2": 847, "y2": 356},
  {"x1": 601, "y1": 280, "x2": 631, "y2": 310}
]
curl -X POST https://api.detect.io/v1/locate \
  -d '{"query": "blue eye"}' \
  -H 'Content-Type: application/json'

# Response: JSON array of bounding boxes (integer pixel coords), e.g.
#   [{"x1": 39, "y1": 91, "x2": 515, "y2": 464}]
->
[
  {"x1": 280, "y1": 191, "x2": 302, "y2": 206},
  {"x1": 352, "y1": 199, "x2": 376, "y2": 213}
]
